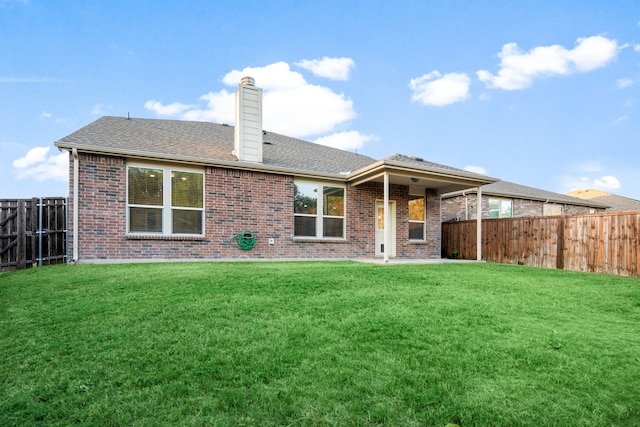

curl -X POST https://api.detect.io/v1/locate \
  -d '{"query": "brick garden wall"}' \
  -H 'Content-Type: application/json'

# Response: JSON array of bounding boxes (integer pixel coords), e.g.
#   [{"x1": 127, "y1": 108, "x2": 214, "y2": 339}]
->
[{"x1": 68, "y1": 153, "x2": 442, "y2": 261}]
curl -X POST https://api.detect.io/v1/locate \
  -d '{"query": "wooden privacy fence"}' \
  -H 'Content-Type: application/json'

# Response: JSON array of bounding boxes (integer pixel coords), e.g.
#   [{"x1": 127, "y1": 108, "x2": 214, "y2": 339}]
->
[
  {"x1": 442, "y1": 211, "x2": 640, "y2": 277},
  {"x1": 0, "y1": 198, "x2": 67, "y2": 272}
]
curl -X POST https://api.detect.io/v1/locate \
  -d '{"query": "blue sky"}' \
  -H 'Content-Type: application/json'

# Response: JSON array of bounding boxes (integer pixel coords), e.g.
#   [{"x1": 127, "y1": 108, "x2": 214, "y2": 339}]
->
[{"x1": 2, "y1": 0, "x2": 639, "y2": 200}]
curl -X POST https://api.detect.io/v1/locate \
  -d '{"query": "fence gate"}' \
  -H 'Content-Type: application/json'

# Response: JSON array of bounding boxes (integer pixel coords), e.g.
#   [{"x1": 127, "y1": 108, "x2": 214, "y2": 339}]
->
[{"x1": 0, "y1": 198, "x2": 67, "y2": 272}]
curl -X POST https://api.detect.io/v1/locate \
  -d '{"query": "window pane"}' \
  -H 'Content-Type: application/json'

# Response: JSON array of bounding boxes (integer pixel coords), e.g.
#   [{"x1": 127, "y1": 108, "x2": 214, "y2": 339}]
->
[
  {"x1": 172, "y1": 171, "x2": 203, "y2": 208},
  {"x1": 323, "y1": 218, "x2": 344, "y2": 238},
  {"x1": 129, "y1": 207, "x2": 162, "y2": 232},
  {"x1": 294, "y1": 216, "x2": 316, "y2": 236},
  {"x1": 294, "y1": 183, "x2": 318, "y2": 214},
  {"x1": 128, "y1": 167, "x2": 163, "y2": 206},
  {"x1": 377, "y1": 207, "x2": 384, "y2": 230},
  {"x1": 408, "y1": 196, "x2": 424, "y2": 221},
  {"x1": 323, "y1": 187, "x2": 344, "y2": 216},
  {"x1": 488, "y1": 199, "x2": 500, "y2": 218},
  {"x1": 501, "y1": 201, "x2": 513, "y2": 218},
  {"x1": 409, "y1": 222, "x2": 424, "y2": 240},
  {"x1": 172, "y1": 209, "x2": 203, "y2": 234}
]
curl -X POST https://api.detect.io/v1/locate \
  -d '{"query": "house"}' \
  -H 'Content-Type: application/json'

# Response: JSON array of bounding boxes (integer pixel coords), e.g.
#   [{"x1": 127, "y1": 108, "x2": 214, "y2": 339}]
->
[
  {"x1": 54, "y1": 76, "x2": 497, "y2": 263},
  {"x1": 566, "y1": 189, "x2": 640, "y2": 212},
  {"x1": 441, "y1": 180, "x2": 608, "y2": 222}
]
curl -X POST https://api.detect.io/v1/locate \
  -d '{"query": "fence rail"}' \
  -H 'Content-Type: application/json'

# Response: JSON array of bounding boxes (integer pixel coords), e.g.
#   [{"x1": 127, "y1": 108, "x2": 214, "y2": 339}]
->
[
  {"x1": 0, "y1": 198, "x2": 67, "y2": 272},
  {"x1": 442, "y1": 211, "x2": 640, "y2": 277}
]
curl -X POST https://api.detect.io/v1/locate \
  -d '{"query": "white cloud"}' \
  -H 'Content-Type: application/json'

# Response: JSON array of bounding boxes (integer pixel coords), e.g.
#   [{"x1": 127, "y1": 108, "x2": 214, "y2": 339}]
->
[
  {"x1": 12, "y1": 146, "x2": 69, "y2": 182},
  {"x1": 613, "y1": 115, "x2": 629, "y2": 126},
  {"x1": 616, "y1": 78, "x2": 634, "y2": 89},
  {"x1": 145, "y1": 61, "x2": 358, "y2": 139},
  {"x1": 314, "y1": 131, "x2": 376, "y2": 151},
  {"x1": 561, "y1": 174, "x2": 621, "y2": 193},
  {"x1": 222, "y1": 61, "x2": 307, "y2": 90},
  {"x1": 463, "y1": 165, "x2": 488, "y2": 175},
  {"x1": 91, "y1": 103, "x2": 112, "y2": 115},
  {"x1": 144, "y1": 100, "x2": 194, "y2": 116},
  {"x1": 634, "y1": 44, "x2": 640, "y2": 53},
  {"x1": 295, "y1": 57, "x2": 355, "y2": 81},
  {"x1": 13, "y1": 146, "x2": 50, "y2": 168},
  {"x1": 593, "y1": 175, "x2": 621, "y2": 190},
  {"x1": 477, "y1": 35, "x2": 619, "y2": 90},
  {"x1": 409, "y1": 71, "x2": 471, "y2": 106},
  {"x1": 182, "y1": 90, "x2": 235, "y2": 123}
]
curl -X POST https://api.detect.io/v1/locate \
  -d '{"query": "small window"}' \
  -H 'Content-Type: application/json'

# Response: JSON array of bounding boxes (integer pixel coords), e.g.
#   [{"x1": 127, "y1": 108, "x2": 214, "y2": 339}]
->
[
  {"x1": 543, "y1": 203, "x2": 563, "y2": 216},
  {"x1": 127, "y1": 164, "x2": 204, "y2": 235},
  {"x1": 408, "y1": 194, "x2": 425, "y2": 240},
  {"x1": 294, "y1": 182, "x2": 345, "y2": 238},
  {"x1": 488, "y1": 198, "x2": 513, "y2": 218}
]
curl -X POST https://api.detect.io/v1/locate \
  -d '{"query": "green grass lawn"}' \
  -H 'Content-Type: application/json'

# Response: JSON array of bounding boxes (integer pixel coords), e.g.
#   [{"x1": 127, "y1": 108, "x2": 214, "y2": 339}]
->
[{"x1": 1, "y1": 262, "x2": 639, "y2": 426}]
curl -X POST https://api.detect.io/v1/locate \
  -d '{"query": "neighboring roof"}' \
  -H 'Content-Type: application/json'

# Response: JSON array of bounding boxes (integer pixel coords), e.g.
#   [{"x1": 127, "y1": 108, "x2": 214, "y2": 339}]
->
[
  {"x1": 442, "y1": 180, "x2": 609, "y2": 209},
  {"x1": 54, "y1": 116, "x2": 497, "y2": 191},
  {"x1": 567, "y1": 189, "x2": 640, "y2": 212},
  {"x1": 55, "y1": 116, "x2": 377, "y2": 179}
]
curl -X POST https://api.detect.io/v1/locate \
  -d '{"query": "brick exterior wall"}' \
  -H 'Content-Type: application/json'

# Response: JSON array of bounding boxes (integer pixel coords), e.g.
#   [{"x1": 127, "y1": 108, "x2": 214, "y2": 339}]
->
[
  {"x1": 441, "y1": 193, "x2": 602, "y2": 222},
  {"x1": 68, "y1": 153, "x2": 442, "y2": 262}
]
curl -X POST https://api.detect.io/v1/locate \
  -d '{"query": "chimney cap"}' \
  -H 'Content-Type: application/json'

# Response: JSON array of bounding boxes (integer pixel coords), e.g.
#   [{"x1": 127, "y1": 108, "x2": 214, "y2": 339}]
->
[{"x1": 240, "y1": 76, "x2": 255, "y2": 86}]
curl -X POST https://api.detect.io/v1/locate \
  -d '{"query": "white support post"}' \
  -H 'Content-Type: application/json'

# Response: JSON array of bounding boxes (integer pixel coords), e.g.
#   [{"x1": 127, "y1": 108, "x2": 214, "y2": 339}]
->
[
  {"x1": 476, "y1": 186, "x2": 482, "y2": 261},
  {"x1": 383, "y1": 172, "x2": 390, "y2": 263}
]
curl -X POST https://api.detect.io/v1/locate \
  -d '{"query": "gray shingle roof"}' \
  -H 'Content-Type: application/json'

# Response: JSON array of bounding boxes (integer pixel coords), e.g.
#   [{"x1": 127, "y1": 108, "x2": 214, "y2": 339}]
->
[
  {"x1": 55, "y1": 116, "x2": 377, "y2": 176},
  {"x1": 443, "y1": 179, "x2": 609, "y2": 208},
  {"x1": 384, "y1": 153, "x2": 492, "y2": 180},
  {"x1": 579, "y1": 194, "x2": 640, "y2": 212}
]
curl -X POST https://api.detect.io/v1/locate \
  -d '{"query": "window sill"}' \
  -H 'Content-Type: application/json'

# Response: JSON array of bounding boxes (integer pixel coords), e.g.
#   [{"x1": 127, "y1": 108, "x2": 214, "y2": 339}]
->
[
  {"x1": 408, "y1": 240, "x2": 428, "y2": 245},
  {"x1": 126, "y1": 234, "x2": 206, "y2": 241},
  {"x1": 293, "y1": 237, "x2": 348, "y2": 244}
]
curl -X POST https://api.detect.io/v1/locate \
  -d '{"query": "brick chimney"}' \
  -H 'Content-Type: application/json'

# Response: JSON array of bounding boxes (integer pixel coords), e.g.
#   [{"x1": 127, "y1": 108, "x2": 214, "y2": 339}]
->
[{"x1": 233, "y1": 76, "x2": 263, "y2": 163}]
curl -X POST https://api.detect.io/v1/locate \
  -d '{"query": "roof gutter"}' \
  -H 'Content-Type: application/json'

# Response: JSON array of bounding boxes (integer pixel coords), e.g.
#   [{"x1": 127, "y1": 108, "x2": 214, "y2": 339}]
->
[{"x1": 54, "y1": 142, "x2": 350, "y2": 183}]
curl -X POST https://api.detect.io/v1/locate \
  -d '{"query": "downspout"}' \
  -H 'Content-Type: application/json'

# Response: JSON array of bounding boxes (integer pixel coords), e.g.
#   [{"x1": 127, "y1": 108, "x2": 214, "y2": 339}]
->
[
  {"x1": 72, "y1": 148, "x2": 79, "y2": 262},
  {"x1": 463, "y1": 191, "x2": 468, "y2": 221},
  {"x1": 476, "y1": 186, "x2": 482, "y2": 261},
  {"x1": 383, "y1": 172, "x2": 390, "y2": 263}
]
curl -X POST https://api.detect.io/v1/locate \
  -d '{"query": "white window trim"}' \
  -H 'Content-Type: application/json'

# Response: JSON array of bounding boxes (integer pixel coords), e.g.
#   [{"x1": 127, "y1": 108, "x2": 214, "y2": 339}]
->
[
  {"x1": 408, "y1": 191, "x2": 426, "y2": 241},
  {"x1": 294, "y1": 180, "x2": 346, "y2": 240},
  {"x1": 126, "y1": 162, "x2": 205, "y2": 236}
]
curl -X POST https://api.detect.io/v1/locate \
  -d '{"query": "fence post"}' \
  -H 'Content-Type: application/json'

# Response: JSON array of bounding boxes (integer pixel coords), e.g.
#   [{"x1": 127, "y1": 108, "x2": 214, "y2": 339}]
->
[
  {"x1": 556, "y1": 216, "x2": 565, "y2": 270},
  {"x1": 16, "y1": 200, "x2": 26, "y2": 269},
  {"x1": 38, "y1": 197, "x2": 43, "y2": 267}
]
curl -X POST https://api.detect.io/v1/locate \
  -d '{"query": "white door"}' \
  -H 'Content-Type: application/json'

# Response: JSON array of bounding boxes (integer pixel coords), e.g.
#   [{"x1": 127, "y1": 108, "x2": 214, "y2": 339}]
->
[{"x1": 375, "y1": 200, "x2": 396, "y2": 257}]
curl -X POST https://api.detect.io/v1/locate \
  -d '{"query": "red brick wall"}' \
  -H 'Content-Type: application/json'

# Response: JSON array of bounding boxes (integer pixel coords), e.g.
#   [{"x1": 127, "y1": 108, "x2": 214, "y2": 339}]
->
[{"x1": 68, "y1": 153, "x2": 442, "y2": 261}]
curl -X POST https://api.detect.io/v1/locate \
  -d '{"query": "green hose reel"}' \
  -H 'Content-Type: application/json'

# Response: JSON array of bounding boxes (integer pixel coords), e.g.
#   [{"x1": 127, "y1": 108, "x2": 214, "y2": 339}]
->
[{"x1": 228, "y1": 230, "x2": 256, "y2": 251}]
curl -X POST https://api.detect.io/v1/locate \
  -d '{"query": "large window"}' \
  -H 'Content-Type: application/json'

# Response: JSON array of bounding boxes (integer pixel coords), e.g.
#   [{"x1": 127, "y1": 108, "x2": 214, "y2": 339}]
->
[
  {"x1": 127, "y1": 165, "x2": 204, "y2": 235},
  {"x1": 488, "y1": 198, "x2": 513, "y2": 218},
  {"x1": 408, "y1": 194, "x2": 425, "y2": 240},
  {"x1": 294, "y1": 182, "x2": 345, "y2": 238}
]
